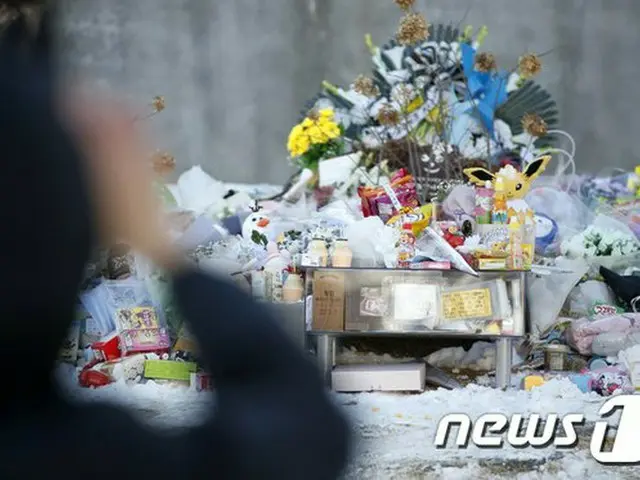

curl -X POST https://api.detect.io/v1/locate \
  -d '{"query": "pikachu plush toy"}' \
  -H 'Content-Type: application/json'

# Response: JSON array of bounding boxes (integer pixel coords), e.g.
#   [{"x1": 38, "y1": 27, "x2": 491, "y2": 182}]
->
[{"x1": 463, "y1": 155, "x2": 552, "y2": 222}]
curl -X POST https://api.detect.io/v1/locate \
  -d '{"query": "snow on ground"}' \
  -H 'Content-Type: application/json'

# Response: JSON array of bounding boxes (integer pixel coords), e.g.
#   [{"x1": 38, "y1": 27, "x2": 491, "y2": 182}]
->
[
  {"x1": 56, "y1": 362, "x2": 638, "y2": 479},
  {"x1": 337, "y1": 341, "x2": 499, "y2": 371}
]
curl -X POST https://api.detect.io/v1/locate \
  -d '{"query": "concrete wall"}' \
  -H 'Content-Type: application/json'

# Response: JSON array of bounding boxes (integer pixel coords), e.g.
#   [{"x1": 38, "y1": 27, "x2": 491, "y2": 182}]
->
[{"x1": 59, "y1": 0, "x2": 640, "y2": 184}]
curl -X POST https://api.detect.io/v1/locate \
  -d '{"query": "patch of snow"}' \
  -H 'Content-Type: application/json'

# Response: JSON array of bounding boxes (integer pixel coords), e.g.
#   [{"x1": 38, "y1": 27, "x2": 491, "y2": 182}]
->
[
  {"x1": 57, "y1": 364, "x2": 628, "y2": 478},
  {"x1": 338, "y1": 342, "x2": 499, "y2": 372},
  {"x1": 425, "y1": 341, "x2": 496, "y2": 371}
]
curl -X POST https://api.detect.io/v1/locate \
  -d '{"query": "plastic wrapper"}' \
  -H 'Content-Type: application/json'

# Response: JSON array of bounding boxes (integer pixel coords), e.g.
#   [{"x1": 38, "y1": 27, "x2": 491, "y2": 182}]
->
[
  {"x1": 171, "y1": 165, "x2": 228, "y2": 216},
  {"x1": 588, "y1": 366, "x2": 634, "y2": 397},
  {"x1": 79, "y1": 286, "x2": 115, "y2": 338},
  {"x1": 591, "y1": 331, "x2": 640, "y2": 357},
  {"x1": 578, "y1": 172, "x2": 634, "y2": 207},
  {"x1": 442, "y1": 184, "x2": 477, "y2": 228},
  {"x1": 101, "y1": 279, "x2": 171, "y2": 356},
  {"x1": 566, "y1": 280, "x2": 616, "y2": 318},
  {"x1": 526, "y1": 257, "x2": 590, "y2": 337},
  {"x1": 525, "y1": 186, "x2": 593, "y2": 254},
  {"x1": 566, "y1": 313, "x2": 640, "y2": 355},
  {"x1": 416, "y1": 227, "x2": 477, "y2": 276},
  {"x1": 357, "y1": 169, "x2": 418, "y2": 222},
  {"x1": 601, "y1": 200, "x2": 640, "y2": 240},
  {"x1": 619, "y1": 343, "x2": 640, "y2": 389},
  {"x1": 346, "y1": 216, "x2": 399, "y2": 268}
]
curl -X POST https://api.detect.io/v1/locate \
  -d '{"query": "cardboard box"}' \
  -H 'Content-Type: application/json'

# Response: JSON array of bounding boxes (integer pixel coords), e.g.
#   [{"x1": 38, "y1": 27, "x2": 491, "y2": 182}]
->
[
  {"x1": 332, "y1": 363, "x2": 426, "y2": 392},
  {"x1": 312, "y1": 271, "x2": 345, "y2": 331}
]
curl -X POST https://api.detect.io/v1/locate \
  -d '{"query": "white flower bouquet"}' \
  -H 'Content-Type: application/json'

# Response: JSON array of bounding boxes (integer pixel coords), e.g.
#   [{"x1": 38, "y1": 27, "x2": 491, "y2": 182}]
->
[{"x1": 561, "y1": 225, "x2": 640, "y2": 258}]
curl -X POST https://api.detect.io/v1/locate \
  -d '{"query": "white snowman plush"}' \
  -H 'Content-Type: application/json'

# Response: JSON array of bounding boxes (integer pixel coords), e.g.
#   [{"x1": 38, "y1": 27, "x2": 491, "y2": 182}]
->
[{"x1": 242, "y1": 202, "x2": 271, "y2": 240}]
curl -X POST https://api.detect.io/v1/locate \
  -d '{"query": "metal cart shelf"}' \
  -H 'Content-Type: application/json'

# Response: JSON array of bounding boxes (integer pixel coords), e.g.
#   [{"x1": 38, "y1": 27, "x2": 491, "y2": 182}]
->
[{"x1": 305, "y1": 267, "x2": 526, "y2": 390}]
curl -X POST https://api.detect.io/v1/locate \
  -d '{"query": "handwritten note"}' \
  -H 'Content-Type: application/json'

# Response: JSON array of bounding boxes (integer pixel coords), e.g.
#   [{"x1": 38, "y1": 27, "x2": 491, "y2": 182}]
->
[{"x1": 442, "y1": 288, "x2": 493, "y2": 321}]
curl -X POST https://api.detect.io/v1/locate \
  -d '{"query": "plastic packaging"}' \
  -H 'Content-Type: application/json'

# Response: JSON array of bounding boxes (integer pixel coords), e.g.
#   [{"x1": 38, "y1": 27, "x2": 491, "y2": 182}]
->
[
  {"x1": 416, "y1": 227, "x2": 477, "y2": 276},
  {"x1": 442, "y1": 184, "x2": 476, "y2": 228},
  {"x1": 588, "y1": 366, "x2": 634, "y2": 397},
  {"x1": 566, "y1": 280, "x2": 616, "y2": 318},
  {"x1": 525, "y1": 186, "x2": 593, "y2": 253},
  {"x1": 567, "y1": 313, "x2": 640, "y2": 355},
  {"x1": 79, "y1": 286, "x2": 116, "y2": 337},
  {"x1": 526, "y1": 257, "x2": 590, "y2": 337},
  {"x1": 102, "y1": 279, "x2": 170, "y2": 356},
  {"x1": 591, "y1": 331, "x2": 640, "y2": 357},
  {"x1": 619, "y1": 344, "x2": 640, "y2": 390}
]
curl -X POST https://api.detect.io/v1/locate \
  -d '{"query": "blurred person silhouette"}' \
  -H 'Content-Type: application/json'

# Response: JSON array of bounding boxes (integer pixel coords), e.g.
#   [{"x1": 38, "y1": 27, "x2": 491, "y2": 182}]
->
[{"x1": 0, "y1": 2, "x2": 350, "y2": 479}]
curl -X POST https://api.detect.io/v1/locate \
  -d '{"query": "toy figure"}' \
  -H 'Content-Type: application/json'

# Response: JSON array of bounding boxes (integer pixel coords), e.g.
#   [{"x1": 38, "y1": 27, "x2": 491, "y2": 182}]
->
[
  {"x1": 242, "y1": 201, "x2": 271, "y2": 241},
  {"x1": 464, "y1": 155, "x2": 552, "y2": 220}
]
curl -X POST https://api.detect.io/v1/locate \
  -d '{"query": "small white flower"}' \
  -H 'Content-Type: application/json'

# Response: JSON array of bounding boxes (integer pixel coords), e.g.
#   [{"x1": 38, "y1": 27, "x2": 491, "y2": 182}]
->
[{"x1": 390, "y1": 83, "x2": 416, "y2": 107}]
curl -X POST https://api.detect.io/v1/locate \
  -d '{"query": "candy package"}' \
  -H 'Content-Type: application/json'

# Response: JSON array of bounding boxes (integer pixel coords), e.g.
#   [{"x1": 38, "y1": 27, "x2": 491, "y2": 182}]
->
[{"x1": 358, "y1": 169, "x2": 419, "y2": 222}]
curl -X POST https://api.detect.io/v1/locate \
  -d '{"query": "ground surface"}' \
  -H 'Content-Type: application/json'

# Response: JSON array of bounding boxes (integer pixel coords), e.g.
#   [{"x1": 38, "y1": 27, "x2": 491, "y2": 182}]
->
[{"x1": 58, "y1": 362, "x2": 640, "y2": 480}]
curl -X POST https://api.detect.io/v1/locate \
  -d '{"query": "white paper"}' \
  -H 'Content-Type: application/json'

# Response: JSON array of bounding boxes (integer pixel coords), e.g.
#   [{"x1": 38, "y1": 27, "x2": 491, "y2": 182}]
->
[
  {"x1": 318, "y1": 153, "x2": 361, "y2": 187},
  {"x1": 392, "y1": 284, "x2": 439, "y2": 325}
]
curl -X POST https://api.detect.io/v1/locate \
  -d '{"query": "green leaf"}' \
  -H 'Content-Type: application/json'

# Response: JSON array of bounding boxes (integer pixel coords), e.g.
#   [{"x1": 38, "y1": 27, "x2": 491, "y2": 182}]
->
[{"x1": 251, "y1": 230, "x2": 268, "y2": 246}]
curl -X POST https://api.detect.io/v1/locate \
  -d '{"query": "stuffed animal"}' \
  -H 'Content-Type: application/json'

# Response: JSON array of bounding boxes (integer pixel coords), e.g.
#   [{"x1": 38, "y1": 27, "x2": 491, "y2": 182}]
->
[
  {"x1": 242, "y1": 201, "x2": 271, "y2": 240},
  {"x1": 463, "y1": 155, "x2": 551, "y2": 220}
]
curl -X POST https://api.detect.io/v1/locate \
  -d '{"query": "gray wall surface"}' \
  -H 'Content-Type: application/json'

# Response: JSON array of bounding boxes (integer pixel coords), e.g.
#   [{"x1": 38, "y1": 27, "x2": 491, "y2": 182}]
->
[{"x1": 59, "y1": 0, "x2": 640, "y2": 185}]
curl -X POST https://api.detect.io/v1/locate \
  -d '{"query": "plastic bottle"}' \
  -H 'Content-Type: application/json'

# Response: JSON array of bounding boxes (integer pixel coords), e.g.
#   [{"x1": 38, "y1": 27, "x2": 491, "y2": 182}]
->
[
  {"x1": 307, "y1": 238, "x2": 328, "y2": 267},
  {"x1": 282, "y1": 272, "x2": 304, "y2": 302},
  {"x1": 331, "y1": 239, "x2": 353, "y2": 268},
  {"x1": 263, "y1": 242, "x2": 290, "y2": 302}
]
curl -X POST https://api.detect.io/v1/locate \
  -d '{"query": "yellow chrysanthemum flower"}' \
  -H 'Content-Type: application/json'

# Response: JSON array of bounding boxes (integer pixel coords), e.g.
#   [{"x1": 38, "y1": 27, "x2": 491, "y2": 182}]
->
[
  {"x1": 302, "y1": 118, "x2": 314, "y2": 128},
  {"x1": 307, "y1": 124, "x2": 330, "y2": 144},
  {"x1": 287, "y1": 124, "x2": 310, "y2": 156},
  {"x1": 323, "y1": 122, "x2": 341, "y2": 140},
  {"x1": 319, "y1": 108, "x2": 334, "y2": 119},
  {"x1": 289, "y1": 135, "x2": 310, "y2": 157}
]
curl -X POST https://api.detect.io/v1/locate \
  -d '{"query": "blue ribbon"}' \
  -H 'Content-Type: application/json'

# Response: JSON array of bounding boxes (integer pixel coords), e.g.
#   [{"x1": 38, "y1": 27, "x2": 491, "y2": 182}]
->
[{"x1": 460, "y1": 43, "x2": 509, "y2": 136}]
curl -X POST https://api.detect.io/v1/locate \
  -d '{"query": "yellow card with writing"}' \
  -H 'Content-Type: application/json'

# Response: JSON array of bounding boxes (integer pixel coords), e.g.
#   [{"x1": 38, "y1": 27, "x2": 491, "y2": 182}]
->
[{"x1": 442, "y1": 288, "x2": 493, "y2": 321}]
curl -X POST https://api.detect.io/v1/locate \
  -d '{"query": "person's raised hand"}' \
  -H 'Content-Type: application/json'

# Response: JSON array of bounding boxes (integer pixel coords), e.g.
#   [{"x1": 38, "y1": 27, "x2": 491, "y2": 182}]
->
[{"x1": 62, "y1": 92, "x2": 181, "y2": 270}]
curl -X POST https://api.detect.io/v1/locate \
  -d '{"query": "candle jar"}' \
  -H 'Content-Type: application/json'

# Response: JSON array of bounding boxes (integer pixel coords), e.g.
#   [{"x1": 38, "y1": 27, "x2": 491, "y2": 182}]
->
[
  {"x1": 331, "y1": 239, "x2": 352, "y2": 268},
  {"x1": 544, "y1": 344, "x2": 570, "y2": 371}
]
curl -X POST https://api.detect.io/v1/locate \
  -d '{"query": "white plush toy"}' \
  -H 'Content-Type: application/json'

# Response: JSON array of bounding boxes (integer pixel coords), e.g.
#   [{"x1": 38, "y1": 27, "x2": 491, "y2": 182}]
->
[{"x1": 242, "y1": 202, "x2": 271, "y2": 240}]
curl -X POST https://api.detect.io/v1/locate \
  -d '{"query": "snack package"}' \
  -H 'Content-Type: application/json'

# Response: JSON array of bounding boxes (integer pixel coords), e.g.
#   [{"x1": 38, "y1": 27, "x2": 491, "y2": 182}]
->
[
  {"x1": 386, "y1": 204, "x2": 432, "y2": 237},
  {"x1": 358, "y1": 169, "x2": 419, "y2": 222}
]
